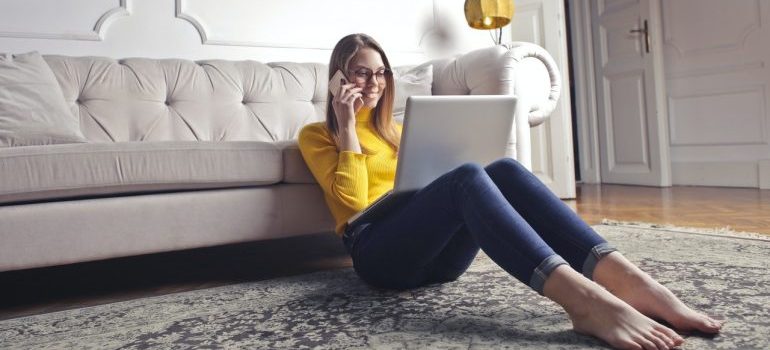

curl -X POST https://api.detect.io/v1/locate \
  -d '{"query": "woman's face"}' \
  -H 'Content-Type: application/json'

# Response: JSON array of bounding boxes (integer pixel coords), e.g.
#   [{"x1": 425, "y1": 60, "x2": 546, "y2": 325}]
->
[{"x1": 346, "y1": 47, "x2": 388, "y2": 110}]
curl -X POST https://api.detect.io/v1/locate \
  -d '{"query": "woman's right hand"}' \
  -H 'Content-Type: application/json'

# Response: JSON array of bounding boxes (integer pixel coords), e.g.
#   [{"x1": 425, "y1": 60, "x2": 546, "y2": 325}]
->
[{"x1": 332, "y1": 79, "x2": 363, "y2": 128}]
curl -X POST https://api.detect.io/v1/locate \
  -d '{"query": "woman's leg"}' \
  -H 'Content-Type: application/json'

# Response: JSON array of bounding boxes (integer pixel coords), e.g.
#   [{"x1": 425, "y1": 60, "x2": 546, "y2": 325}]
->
[
  {"x1": 350, "y1": 162, "x2": 563, "y2": 292},
  {"x1": 483, "y1": 158, "x2": 614, "y2": 279},
  {"x1": 484, "y1": 158, "x2": 722, "y2": 334},
  {"x1": 419, "y1": 225, "x2": 480, "y2": 285},
  {"x1": 350, "y1": 162, "x2": 681, "y2": 349}
]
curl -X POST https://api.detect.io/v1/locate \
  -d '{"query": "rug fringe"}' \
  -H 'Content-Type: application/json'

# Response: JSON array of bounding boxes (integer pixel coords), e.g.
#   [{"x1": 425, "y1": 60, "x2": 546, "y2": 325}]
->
[{"x1": 599, "y1": 219, "x2": 770, "y2": 241}]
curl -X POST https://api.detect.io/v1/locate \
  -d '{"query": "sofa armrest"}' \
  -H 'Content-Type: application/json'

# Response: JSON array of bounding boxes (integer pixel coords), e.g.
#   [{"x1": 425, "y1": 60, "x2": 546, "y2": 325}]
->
[
  {"x1": 430, "y1": 42, "x2": 562, "y2": 126},
  {"x1": 426, "y1": 42, "x2": 562, "y2": 169}
]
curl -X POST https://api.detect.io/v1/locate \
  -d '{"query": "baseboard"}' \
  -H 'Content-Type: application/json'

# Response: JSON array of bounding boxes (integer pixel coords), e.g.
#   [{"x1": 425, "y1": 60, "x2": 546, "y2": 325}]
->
[
  {"x1": 760, "y1": 160, "x2": 770, "y2": 190},
  {"x1": 672, "y1": 161, "x2": 760, "y2": 188}
]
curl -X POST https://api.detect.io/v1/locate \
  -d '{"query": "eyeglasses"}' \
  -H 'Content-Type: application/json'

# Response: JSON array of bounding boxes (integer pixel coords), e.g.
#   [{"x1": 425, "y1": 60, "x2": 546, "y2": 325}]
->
[{"x1": 347, "y1": 68, "x2": 392, "y2": 84}]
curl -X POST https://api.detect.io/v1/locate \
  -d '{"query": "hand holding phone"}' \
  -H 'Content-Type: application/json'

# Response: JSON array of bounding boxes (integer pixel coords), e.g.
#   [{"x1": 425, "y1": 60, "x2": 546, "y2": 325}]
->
[
  {"x1": 328, "y1": 70, "x2": 346, "y2": 97},
  {"x1": 329, "y1": 69, "x2": 364, "y2": 127}
]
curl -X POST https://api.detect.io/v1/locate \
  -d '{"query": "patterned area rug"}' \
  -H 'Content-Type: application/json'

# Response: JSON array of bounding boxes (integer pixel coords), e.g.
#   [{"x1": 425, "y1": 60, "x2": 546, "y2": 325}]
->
[{"x1": 2, "y1": 224, "x2": 769, "y2": 349}]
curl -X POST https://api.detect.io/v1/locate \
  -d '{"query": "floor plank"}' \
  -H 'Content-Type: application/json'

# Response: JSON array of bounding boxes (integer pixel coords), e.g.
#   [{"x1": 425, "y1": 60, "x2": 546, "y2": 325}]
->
[{"x1": 1, "y1": 184, "x2": 768, "y2": 320}]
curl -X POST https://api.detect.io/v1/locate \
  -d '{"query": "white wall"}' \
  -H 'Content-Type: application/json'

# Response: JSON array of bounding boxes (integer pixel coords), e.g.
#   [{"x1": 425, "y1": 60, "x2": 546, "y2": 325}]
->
[
  {"x1": 662, "y1": 0, "x2": 770, "y2": 189},
  {"x1": 0, "y1": 0, "x2": 504, "y2": 66}
]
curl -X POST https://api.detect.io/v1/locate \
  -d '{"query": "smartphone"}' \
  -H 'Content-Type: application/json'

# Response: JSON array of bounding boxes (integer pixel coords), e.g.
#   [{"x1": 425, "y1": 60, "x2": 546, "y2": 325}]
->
[{"x1": 328, "y1": 70, "x2": 346, "y2": 97}]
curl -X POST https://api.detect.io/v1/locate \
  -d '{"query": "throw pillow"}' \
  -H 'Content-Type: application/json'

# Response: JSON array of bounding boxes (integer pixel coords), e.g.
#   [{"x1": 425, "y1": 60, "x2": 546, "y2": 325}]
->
[
  {"x1": 0, "y1": 51, "x2": 86, "y2": 147},
  {"x1": 392, "y1": 63, "x2": 433, "y2": 122}
]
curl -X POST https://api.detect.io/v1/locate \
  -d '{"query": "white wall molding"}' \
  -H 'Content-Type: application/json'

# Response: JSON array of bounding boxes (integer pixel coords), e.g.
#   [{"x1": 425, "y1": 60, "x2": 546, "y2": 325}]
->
[
  {"x1": 0, "y1": 0, "x2": 439, "y2": 64},
  {"x1": 174, "y1": 0, "x2": 431, "y2": 53},
  {"x1": 667, "y1": 61, "x2": 764, "y2": 80},
  {"x1": 174, "y1": 0, "x2": 208, "y2": 45},
  {"x1": 93, "y1": 0, "x2": 130, "y2": 40},
  {"x1": 668, "y1": 85, "x2": 767, "y2": 146},
  {"x1": 673, "y1": 161, "x2": 759, "y2": 188},
  {"x1": 174, "y1": 0, "x2": 334, "y2": 50},
  {"x1": 0, "y1": 0, "x2": 129, "y2": 41},
  {"x1": 662, "y1": 0, "x2": 761, "y2": 58}
]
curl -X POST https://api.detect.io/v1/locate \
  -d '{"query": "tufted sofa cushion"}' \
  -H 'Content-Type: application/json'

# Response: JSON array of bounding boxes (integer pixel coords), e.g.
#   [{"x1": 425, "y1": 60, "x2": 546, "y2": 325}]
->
[
  {"x1": 275, "y1": 140, "x2": 316, "y2": 184},
  {"x1": 0, "y1": 141, "x2": 281, "y2": 204},
  {"x1": 43, "y1": 56, "x2": 327, "y2": 143}
]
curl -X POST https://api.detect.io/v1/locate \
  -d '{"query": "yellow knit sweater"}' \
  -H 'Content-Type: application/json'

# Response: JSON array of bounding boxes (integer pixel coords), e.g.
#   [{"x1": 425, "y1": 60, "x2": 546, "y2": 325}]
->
[{"x1": 298, "y1": 108, "x2": 401, "y2": 235}]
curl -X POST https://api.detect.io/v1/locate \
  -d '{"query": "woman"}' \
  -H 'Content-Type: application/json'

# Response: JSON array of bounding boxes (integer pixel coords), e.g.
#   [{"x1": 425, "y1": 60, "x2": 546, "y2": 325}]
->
[{"x1": 298, "y1": 33, "x2": 722, "y2": 350}]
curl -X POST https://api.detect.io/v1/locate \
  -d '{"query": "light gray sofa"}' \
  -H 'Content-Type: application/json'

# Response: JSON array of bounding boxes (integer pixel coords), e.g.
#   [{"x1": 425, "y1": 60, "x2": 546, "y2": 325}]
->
[{"x1": 0, "y1": 42, "x2": 561, "y2": 272}]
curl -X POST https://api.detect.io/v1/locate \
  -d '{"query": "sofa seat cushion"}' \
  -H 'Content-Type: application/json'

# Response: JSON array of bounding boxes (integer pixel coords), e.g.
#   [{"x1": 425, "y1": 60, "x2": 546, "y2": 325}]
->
[
  {"x1": 276, "y1": 140, "x2": 316, "y2": 184},
  {"x1": 0, "y1": 141, "x2": 282, "y2": 204}
]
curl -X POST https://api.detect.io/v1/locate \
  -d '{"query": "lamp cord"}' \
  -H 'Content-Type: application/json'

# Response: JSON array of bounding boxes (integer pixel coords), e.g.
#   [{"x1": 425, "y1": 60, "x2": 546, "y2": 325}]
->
[{"x1": 488, "y1": 27, "x2": 504, "y2": 45}]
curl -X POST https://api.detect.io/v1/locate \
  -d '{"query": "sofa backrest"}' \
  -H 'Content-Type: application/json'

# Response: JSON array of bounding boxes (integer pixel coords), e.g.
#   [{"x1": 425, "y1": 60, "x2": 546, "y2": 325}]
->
[
  {"x1": 39, "y1": 44, "x2": 560, "y2": 144},
  {"x1": 43, "y1": 56, "x2": 330, "y2": 142}
]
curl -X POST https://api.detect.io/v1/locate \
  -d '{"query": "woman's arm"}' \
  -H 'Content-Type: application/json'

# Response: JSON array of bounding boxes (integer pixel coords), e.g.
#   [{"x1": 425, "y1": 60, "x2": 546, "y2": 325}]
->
[
  {"x1": 298, "y1": 124, "x2": 369, "y2": 212},
  {"x1": 336, "y1": 123, "x2": 362, "y2": 154}
]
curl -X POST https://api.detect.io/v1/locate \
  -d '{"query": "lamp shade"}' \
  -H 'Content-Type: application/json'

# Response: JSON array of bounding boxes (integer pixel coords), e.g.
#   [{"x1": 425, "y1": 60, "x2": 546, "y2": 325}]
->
[{"x1": 464, "y1": 0, "x2": 514, "y2": 30}]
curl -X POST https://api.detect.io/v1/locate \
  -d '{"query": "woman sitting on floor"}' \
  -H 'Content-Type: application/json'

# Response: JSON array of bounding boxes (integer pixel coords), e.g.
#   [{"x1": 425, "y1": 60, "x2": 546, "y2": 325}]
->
[{"x1": 298, "y1": 33, "x2": 723, "y2": 350}]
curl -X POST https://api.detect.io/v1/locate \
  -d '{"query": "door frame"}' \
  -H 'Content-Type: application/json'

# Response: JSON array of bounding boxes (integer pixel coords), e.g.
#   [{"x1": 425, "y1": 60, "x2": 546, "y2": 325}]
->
[
  {"x1": 512, "y1": 0, "x2": 577, "y2": 199},
  {"x1": 568, "y1": 0, "x2": 671, "y2": 185},
  {"x1": 567, "y1": 0, "x2": 601, "y2": 183}
]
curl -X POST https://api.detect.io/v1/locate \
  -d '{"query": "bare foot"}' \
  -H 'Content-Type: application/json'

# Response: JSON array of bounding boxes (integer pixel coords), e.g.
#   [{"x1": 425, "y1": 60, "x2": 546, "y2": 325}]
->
[
  {"x1": 544, "y1": 265, "x2": 684, "y2": 349},
  {"x1": 594, "y1": 252, "x2": 724, "y2": 334}
]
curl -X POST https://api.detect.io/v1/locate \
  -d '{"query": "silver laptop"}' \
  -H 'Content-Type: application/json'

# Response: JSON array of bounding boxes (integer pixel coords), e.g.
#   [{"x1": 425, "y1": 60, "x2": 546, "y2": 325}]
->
[{"x1": 346, "y1": 95, "x2": 517, "y2": 227}]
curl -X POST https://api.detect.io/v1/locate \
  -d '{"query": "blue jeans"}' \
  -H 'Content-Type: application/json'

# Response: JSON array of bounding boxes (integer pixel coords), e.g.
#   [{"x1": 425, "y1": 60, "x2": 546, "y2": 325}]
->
[{"x1": 342, "y1": 158, "x2": 617, "y2": 295}]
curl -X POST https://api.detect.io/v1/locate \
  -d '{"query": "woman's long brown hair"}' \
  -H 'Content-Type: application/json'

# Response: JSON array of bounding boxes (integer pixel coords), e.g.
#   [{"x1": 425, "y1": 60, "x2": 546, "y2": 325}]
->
[{"x1": 326, "y1": 33, "x2": 400, "y2": 153}]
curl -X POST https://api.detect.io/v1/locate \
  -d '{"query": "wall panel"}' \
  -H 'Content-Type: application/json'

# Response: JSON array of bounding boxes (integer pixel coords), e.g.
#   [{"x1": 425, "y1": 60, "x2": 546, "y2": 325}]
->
[{"x1": 663, "y1": 0, "x2": 770, "y2": 187}]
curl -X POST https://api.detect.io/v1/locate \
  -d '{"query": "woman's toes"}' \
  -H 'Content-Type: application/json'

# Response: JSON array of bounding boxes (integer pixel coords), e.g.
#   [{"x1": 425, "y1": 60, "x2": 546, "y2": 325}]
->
[
  {"x1": 634, "y1": 334, "x2": 660, "y2": 350},
  {"x1": 655, "y1": 325, "x2": 684, "y2": 345},
  {"x1": 702, "y1": 317, "x2": 723, "y2": 332},
  {"x1": 707, "y1": 315, "x2": 724, "y2": 328},
  {"x1": 649, "y1": 329, "x2": 672, "y2": 348},
  {"x1": 617, "y1": 337, "x2": 643, "y2": 350},
  {"x1": 680, "y1": 311, "x2": 722, "y2": 333},
  {"x1": 652, "y1": 329, "x2": 678, "y2": 349}
]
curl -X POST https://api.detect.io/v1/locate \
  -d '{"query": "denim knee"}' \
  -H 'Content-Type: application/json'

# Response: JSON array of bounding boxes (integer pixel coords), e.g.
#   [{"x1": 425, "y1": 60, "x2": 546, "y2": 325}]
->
[
  {"x1": 486, "y1": 157, "x2": 525, "y2": 173},
  {"x1": 449, "y1": 162, "x2": 487, "y2": 189},
  {"x1": 453, "y1": 162, "x2": 485, "y2": 179}
]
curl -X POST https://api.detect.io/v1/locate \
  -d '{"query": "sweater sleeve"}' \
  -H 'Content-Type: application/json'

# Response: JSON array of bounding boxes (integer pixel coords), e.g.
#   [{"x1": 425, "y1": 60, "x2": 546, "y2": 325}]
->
[{"x1": 298, "y1": 124, "x2": 369, "y2": 212}]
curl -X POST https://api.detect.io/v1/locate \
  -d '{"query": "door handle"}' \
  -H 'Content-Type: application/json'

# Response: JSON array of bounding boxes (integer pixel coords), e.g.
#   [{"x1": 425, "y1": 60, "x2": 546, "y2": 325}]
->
[{"x1": 629, "y1": 20, "x2": 650, "y2": 53}]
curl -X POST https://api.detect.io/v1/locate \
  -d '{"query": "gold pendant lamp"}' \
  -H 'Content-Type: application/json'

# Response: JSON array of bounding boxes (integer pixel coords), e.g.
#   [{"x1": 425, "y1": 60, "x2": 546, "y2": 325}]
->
[{"x1": 464, "y1": 0, "x2": 514, "y2": 44}]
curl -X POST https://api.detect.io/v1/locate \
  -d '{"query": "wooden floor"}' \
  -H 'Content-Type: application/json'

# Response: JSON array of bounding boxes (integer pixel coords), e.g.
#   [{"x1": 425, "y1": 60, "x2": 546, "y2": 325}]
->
[
  {"x1": 1, "y1": 184, "x2": 768, "y2": 321},
  {"x1": 569, "y1": 184, "x2": 770, "y2": 234}
]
